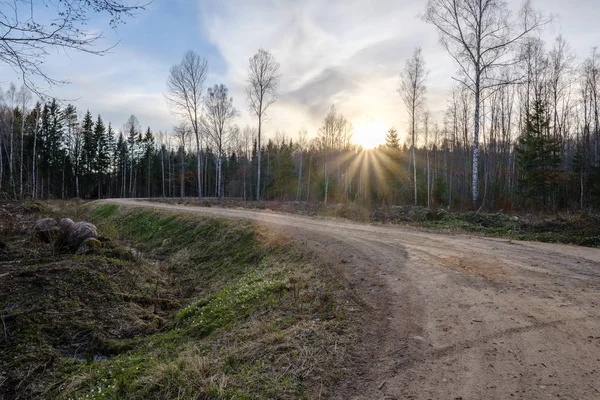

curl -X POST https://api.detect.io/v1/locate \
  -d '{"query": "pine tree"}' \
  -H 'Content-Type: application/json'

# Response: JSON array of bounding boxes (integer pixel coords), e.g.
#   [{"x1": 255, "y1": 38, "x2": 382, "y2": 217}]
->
[{"x1": 516, "y1": 99, "x2": 561, "y2": 206}]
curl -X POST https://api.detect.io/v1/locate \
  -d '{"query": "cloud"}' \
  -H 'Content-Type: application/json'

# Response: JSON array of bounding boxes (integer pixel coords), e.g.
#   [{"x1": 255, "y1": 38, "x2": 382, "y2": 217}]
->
[
  {"x1": 199, "y1": 0, "x2": 444, "y2": 141},
  {"x1": 1, "y1": 0, "x2": 596, "y2": 147},
  {"x1": 285, "y1": 67, "x2": 358, "y2": 117}
]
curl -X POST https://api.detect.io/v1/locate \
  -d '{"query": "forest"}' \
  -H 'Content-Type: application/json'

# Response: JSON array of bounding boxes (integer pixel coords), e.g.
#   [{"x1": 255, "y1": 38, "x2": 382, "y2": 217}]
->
[{"x1": 0, "y1": 7, "x2": 598, "y2": 212}]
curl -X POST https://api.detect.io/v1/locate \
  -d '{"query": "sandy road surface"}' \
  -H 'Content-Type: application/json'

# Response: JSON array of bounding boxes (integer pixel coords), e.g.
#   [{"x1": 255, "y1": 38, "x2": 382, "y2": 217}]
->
[{"x1": 105, "y1": 199, "x2": 600, "y2": 399}]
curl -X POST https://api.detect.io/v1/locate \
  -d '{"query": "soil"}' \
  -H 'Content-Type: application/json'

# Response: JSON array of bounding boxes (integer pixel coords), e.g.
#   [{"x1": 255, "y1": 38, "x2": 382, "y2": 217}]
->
[{"x1": 107, "y1": 198, "x2": 600, "y2": 400}]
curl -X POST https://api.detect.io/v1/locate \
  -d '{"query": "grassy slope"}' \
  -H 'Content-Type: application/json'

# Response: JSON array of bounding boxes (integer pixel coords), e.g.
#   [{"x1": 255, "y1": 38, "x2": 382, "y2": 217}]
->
[{"x1": 0, "y1": 202, "x2": 350, "y2": 400}]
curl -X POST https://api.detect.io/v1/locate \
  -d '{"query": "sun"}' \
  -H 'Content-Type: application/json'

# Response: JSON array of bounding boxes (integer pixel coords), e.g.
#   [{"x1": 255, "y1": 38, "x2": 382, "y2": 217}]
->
[{"x1": 352, "y1": 119, "x2": 388, "y2": 149}]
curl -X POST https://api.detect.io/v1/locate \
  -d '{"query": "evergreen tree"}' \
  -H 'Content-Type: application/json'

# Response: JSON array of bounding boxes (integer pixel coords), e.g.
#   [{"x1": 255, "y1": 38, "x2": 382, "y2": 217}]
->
[
  {"x1": 142, "y1": 127, "x2": 155, "y2": 197},
  {"x1": 80, "y1": 110, "x2": 95, "y2": 196},
  {"x1": 516, "y1": 99, "x2": 561, "y2": 206},
  {"x1": 115, "y1": 131, "x2": 128, "y2": 197},
  {"x1": 385, "y1": 127, "x2": 400, "y2": 148},
  {"x1": 37, "y1": 100, "x2": 64, "y2": 196},
  {"x1": 126, "y1": 119, "x2": 139, "y2": 196},
  {"x1": 94, "y1": 115, "x2": 109, "y2": 197},
  {"x1": 105, "y1": 123, "x2": 116, "y2": 197}
]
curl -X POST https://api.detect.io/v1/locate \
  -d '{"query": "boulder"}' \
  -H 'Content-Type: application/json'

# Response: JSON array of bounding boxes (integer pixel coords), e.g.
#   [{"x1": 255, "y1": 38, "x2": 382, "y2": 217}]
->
[
  {"x1": 59, "y1": 218, "x2": 74, "y2": 234},
  {"x1": 32, "y1": 218, "x2": 60, "y2": 242},
  {"x1": 65, "y1": 222, "x2": 98, "y2": 249}
]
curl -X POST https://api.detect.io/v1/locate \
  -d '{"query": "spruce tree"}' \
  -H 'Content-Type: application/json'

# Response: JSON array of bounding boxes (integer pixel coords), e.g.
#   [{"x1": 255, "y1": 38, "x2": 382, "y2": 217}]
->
[
  {"x1": 385, "y1": 127, "x2": 400, "y2": 148},
  {"x1": 516, "y1": 99, "x2": 561, "y2": 206},
  {"x1": 80, "y1": 110, "x2": 95, "y2": 196},
  {"x1": 116, "y1": 132, "x2": 128, "y2": 197},
  {"x1": 142, "y1": 127, "x2": 155, "y2": 196},
  {"x1": 94, "y1": 115, "x2": 109, "y2": 197},
  {"x1": 38, "y1": 100, "x2": 64, "y2": 197},
  {"x1": 105, "y1": 123, "x2": 116, "y2": 197}
]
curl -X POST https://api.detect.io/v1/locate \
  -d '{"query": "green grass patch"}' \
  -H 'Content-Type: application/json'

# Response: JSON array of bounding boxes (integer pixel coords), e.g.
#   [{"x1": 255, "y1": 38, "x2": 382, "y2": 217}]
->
[
  {"x1": 91, "y1": 204, "x2": 119, "y2": 219},
  {"x1": 177, "y1": 269, "x2": 286, "y2": 336}
]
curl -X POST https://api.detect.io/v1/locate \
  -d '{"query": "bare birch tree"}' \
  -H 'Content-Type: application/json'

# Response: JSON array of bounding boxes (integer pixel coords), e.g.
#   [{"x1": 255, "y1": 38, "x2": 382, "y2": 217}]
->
[
  {"x1": 317, "y1": 106, "x2": 353, "y2": 205},
  {"x1": 246, "y1": 49, "x2": 280, "y2": 201},
  {"x1": 166, "y1": 51, "x2": 208, "y2": 198},
  {"x1": 204, "y1": 84, "x2": 237, "y2": 199},
  {"x1": 424, "y1": 0, "x2": 547, "y2": 206},
  {"x1": 400, "y1": 47, "x2": 428, "y2": 205}
]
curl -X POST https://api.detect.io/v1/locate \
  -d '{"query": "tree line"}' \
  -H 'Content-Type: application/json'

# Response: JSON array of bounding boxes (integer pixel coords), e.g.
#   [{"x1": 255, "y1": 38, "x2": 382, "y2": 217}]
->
[{"x1": 0, "y1": 0, "x2": 598, "y2": 211}]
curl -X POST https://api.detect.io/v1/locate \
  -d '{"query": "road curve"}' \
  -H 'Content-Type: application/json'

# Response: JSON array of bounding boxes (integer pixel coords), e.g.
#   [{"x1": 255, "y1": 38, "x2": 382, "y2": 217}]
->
[{"x1": 104, "y1": 199, "x2": 600, "y2": 399}]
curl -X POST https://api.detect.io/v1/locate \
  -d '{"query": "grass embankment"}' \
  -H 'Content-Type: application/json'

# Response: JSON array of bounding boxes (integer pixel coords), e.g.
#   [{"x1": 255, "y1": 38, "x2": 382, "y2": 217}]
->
[
  {"x1": 149, "y1": 198, "x2": 600, "y2": 247},
  {"x1": 0, "y1": 202, "x2": 349, "y2": 399}
]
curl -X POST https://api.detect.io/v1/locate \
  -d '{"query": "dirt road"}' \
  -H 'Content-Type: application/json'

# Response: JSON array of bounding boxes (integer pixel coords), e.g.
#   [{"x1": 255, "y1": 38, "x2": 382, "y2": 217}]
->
[{"x1": 105, "y1": 199, "x2": 600, "y2": 399}]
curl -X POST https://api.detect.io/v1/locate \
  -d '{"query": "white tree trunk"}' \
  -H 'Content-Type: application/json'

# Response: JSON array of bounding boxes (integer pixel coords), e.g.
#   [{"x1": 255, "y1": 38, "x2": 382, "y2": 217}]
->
[
  {"x1": 196, "y1": 138, "x2": 202, "y2": 198},
  {"x1": 472, "y1": 80, "x2": 481, "y2": 206},
  {"x1": 9, "y1": 116, "x2": 14, "y2": 191},
  {"x1": 19, "y1": 104, "x2": 25, "y2": 199},
  {"x1": 324, "y1": 161, "x2": 329, "y2": 205},
  {"x1": 427, "y1": 149, "x2": 431, "y2": 208},
  {"x1": 412, "y1": 143, "x2": 417, "y2": 205},
  {"x1": 161, "y1": 148, "x2": 166, "y2": 197},
  {"x1": 306, "y1": 155, "x2": 312, "y2": 202},
  {"x1": 256, "y1": 114, "x2": 262, "y2": 201},
  {"x1": 217, "y1": 154, "x2": 222, "y2": 198}
]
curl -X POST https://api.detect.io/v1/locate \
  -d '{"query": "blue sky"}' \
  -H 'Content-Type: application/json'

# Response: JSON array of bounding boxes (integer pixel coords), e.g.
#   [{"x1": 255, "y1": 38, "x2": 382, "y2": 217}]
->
[{"x1": 2, "y1": 0, "x2": 599, "y2": 147}]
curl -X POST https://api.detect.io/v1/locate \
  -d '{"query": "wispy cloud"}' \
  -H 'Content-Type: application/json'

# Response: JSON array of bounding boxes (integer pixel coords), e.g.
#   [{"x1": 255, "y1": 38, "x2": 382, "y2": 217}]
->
[{"x1": 199, "y1": 0, "x2": 453, "y2": 142}]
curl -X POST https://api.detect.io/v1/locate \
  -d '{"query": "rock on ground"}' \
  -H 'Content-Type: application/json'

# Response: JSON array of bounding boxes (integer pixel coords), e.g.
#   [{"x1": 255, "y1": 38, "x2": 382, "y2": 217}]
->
[
  {"x1": 59, "y1": 218, "x2": 74, "y2": 234},
  {"x1": 65, "y1": 222, "x2": 98, "y2": 249},
  {"x1": 32, "y1": 218, "x2": 60, "y2": 242},
  {"x1": 32, "y1": 217, "x2": 99, "y2": 251}
]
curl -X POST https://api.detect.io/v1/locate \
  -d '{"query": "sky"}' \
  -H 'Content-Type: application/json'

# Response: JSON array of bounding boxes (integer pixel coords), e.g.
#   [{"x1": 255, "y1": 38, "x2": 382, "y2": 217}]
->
[{"x1": 2, "y1": 0, "x2": 599, "y2": 148}]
